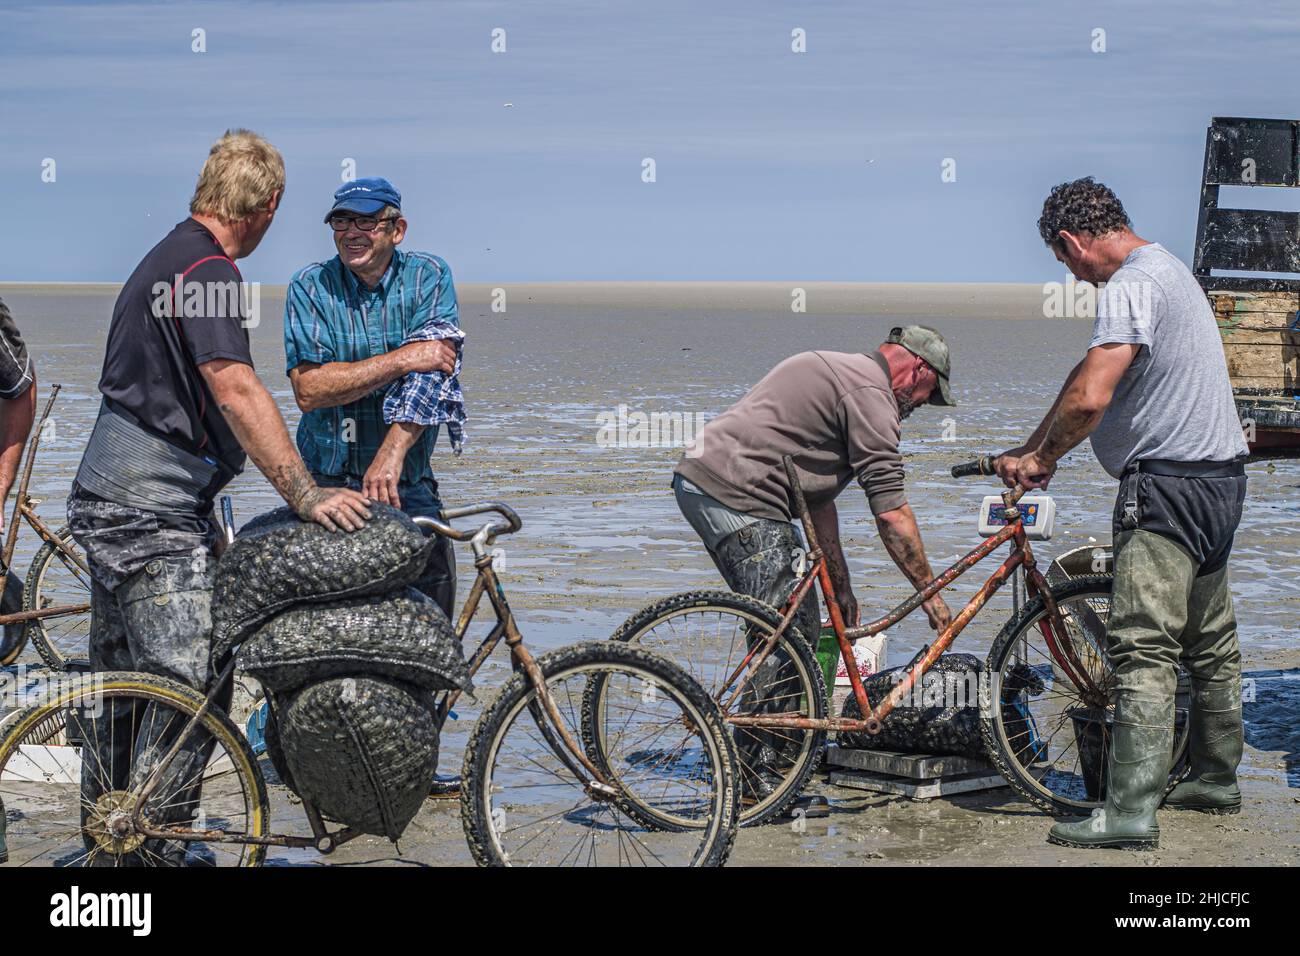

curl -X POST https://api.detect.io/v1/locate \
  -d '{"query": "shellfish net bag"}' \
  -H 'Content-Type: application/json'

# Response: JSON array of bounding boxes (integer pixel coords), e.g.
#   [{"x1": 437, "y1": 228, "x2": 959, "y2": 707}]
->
[
  {"x1": 839, "y1": 653, "x2": 988, "y2": 758},
  {"x1": 217, "y1": 505, "x2": 463, "y2": 841},
  {"x1": 273, "y1": 675, "x2": 441, "y2": 841},
  {"x1": 237, "y1": 588, "x2": 472, "y2": 695},
  {"x1": 212, "y1": 502, "x2": 434, "y2": 658}
]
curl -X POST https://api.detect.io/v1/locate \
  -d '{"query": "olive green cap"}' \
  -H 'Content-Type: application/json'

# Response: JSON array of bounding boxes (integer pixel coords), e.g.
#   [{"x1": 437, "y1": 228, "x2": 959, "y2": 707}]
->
[{"x1": 886, "y1": 324, "x2": 955, "y2": 407}]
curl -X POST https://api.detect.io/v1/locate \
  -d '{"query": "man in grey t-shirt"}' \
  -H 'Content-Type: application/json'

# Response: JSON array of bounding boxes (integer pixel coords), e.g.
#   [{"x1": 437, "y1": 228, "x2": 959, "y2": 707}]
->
[{"x1": 997, "y1": 177, "x2": 1248, "y2": 851}]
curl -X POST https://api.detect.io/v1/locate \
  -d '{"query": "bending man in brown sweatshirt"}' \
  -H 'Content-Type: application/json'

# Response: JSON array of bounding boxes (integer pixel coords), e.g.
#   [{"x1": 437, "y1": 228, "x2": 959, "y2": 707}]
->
[{"x1": 673, "y1": 325, "x2": 955, "y2": 801}]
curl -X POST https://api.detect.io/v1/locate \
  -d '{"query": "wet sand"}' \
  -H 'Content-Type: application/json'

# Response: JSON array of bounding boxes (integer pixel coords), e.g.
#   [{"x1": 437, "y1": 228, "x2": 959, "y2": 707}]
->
[{"x1": 1, "y1": 282, "x2": 1296, "y2": 866}]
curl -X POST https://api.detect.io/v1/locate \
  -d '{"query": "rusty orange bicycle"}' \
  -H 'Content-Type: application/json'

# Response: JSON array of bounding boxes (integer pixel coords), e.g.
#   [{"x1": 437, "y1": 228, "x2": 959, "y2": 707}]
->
[{"x1": 586, "y1": 454, "x2": 1190, "y2": 825}]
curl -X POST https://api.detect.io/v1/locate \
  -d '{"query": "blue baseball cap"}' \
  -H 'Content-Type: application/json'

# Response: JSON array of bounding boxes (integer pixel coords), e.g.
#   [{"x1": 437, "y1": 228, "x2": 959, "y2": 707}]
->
[{"x1": 324, "y1": 177, "x2": 401, "y2": 222}]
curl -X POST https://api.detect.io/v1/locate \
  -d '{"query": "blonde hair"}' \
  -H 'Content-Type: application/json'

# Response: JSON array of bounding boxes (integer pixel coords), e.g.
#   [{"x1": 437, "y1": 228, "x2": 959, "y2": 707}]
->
[{"x1": 189, "y1": 129, "x2": 286, "y2": 223}]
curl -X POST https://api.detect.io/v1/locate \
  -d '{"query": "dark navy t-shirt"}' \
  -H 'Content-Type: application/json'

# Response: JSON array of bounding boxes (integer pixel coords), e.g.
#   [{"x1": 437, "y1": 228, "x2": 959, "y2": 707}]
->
[{"x1": 99, "y1": 218, "x2": 254, "y2": 476}]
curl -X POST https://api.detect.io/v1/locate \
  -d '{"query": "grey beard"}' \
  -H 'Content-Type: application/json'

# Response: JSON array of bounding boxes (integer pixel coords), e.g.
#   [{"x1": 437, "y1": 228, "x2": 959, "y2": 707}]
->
[{"x1": 897, "y1": 389, "x2": 919, "y2": 421}]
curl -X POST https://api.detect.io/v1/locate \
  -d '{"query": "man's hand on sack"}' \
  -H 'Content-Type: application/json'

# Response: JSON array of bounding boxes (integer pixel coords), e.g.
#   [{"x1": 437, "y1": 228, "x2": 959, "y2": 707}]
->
[{"x1": 295, "y1": 486, "x2": 372, "y2": 532}]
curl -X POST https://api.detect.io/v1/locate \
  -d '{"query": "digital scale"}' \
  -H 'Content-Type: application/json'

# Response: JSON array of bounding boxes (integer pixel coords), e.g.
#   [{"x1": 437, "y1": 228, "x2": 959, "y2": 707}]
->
[{"x1": 976, "y1": 494, "x2": 1055, "y2": 540}]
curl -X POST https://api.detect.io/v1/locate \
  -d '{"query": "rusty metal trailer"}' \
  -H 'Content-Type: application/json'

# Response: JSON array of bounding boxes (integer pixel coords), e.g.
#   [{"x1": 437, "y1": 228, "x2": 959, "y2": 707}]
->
[{"x1": 1193, "y1": 116, "x2": 1300, "y2": 457}]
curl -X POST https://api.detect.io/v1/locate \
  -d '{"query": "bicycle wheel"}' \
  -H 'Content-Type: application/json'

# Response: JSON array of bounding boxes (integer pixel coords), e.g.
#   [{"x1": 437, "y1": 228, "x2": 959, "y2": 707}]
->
[
  {"x1": 462, "y1": 641, "x2": 739, "y2": 867},
  {"x1": 24, "y1": 526, "x2": 92, "y2": 670},
  {"x1": 0, "y1": 671, "x2": 269, "y2": 866},
  {"x1": 584, "y1": 591, "x2": 826, "y2": 828},
  {"x1": 981, "y1": 575, "x2": 1191, "y2": 816}
]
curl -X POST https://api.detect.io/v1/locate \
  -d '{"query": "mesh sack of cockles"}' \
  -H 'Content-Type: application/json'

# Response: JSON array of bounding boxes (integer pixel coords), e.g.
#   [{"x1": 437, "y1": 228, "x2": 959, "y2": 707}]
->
[
  {"x1": 839, "y1": 652, "x2": 986, "y2": 758},
  {"x1": 272, "y1": 675, "x2": 440, "y2": 841},
  {"x1": 212, "y1": 503, "x2": 434, "y2": 656},
  {"x1": 236, "y1": 588, "x2": 471, "y2": 695}
]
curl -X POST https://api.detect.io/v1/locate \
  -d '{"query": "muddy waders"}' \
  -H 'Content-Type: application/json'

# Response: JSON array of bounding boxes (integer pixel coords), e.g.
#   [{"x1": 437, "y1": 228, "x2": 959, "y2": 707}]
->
[
  {"x1": 1162, "y1": 564, "x2": 1244, "y2": 814},
  {"x1": 674, "y1": 476, "x2": 821, "y2": 802},
  {"x1": 1048, "y1": 459, "x2": 1246, "y2": 850},
  {"x1": 68, "y1": 487, "x2": 229, "y2": 866}
]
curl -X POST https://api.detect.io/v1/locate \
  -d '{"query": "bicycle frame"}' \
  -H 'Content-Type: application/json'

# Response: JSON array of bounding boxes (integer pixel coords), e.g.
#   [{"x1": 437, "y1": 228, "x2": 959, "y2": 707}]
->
[
  {"x1": 725, "y1": 456, "x2": 1108, "y2": 737},
  {"x1": 0, "y1": 384, "x2": 92, "y2": 627},
  {"x1": 130, "y1": 501, "x2": 620, "y2": 853}
]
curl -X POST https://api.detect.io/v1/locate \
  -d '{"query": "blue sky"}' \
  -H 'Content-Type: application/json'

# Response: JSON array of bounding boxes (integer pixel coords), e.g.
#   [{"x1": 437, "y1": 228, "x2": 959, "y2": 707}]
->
[{"x1": 3, "y1": 0, "x2": 1299, "y2": 283}]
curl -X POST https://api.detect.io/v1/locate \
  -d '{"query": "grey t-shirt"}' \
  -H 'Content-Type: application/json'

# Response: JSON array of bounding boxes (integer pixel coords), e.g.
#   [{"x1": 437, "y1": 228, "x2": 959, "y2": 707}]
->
[{"x1": 1088, "y1": 242, "x2": 1247, "y2": 478}]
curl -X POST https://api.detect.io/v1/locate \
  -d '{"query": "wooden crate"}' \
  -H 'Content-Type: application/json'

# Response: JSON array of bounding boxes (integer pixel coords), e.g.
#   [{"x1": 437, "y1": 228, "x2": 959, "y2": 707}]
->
[{"x1": 1208, "y1": 291, "x2": 1300, "y2": 396}]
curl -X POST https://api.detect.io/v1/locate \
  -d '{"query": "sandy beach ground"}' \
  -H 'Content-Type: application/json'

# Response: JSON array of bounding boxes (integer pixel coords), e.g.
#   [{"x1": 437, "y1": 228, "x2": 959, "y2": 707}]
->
[{"x1": 1, "y1": 281, "x2": 1295, "y2": 866}]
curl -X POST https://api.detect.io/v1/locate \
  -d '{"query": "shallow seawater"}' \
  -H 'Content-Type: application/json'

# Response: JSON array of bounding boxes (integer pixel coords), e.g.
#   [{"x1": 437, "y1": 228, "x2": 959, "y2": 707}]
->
[{"x1": 5, "y1": 290, "x2": 1299, "y2": 755}]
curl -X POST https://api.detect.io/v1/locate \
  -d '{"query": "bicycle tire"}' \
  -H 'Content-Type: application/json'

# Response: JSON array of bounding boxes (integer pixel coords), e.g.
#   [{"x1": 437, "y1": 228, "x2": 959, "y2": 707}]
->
[
  {"x1": 981, "y1": 574, "x2": 1191, "y2": 816},
  {"x1": 585, "y1": 590, "x2": 826, "y2": 828},
  {"x1": 461, "y1": 641, "x2": 739, "y2": 867},
  {"x1": 0, "y1": 671, "x2": 270, "y2": 866},
  {"x1": 24, "y1": 526, "x2": 92, "y2": 670}
]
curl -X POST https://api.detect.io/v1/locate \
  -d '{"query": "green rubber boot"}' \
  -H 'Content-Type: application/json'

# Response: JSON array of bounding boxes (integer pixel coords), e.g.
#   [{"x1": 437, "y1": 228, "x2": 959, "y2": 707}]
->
[
  {"x1": 0, "y1": 796, "x2": 8, "y2": 865},
  {"x1": 1048, "y1": 696, "x2": 1172, "y2": 851},
  {"x1": 1163, "y1": 679, "x2": 1242, "y2": 815}
]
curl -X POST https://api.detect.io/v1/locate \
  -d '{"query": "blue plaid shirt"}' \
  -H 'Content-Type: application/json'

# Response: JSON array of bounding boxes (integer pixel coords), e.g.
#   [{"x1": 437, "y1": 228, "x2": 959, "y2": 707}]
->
[{"x1": 284, "y1": 249, "x2": 460, "y2": 486}]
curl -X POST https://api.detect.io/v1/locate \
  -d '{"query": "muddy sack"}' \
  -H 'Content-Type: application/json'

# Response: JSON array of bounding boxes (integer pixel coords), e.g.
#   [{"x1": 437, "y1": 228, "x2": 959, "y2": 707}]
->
[
  {"x1": 212, "y1": 503, "x2": 434, "y2": 656},
  {"x1": 275, "y1": 675, "x2": 439, "y2": 841},
  {"x1": 236, "y1": 589, "x2": 471, "y2": 695},
  {"x1": 839, "y1": 653, "x2": 986, "y2": 757}
]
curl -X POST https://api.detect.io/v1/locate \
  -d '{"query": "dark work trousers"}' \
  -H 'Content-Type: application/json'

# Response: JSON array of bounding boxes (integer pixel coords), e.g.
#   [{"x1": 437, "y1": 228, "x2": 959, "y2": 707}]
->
[
  {"x1": 312, "y1": 474, "x2": 457, "y2": 619},
  {"x1": 67, "y1": 485, "x2": 232, "y2": 866}
]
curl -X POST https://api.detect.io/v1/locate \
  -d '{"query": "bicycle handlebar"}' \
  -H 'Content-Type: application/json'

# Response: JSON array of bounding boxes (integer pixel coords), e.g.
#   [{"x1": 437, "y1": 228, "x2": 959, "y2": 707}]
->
[
  {"x1": 412, "y1": 502, "x2": 523, "y2": 543},
  {"x1": 951, "y1": 456, "x2": 996, "y2": 478}
]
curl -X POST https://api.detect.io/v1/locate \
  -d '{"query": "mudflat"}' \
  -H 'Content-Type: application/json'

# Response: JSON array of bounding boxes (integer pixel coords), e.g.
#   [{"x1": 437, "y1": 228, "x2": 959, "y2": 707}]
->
[{"x1": 2, "y1": 282, "x2": 1295, "y2": 866}]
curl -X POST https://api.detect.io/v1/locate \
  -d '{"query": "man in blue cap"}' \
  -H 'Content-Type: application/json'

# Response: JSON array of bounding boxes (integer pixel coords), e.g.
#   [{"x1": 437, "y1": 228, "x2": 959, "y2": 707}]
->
[{"x1": 285, "y1": 177, "x2": 465, "y2": 621}]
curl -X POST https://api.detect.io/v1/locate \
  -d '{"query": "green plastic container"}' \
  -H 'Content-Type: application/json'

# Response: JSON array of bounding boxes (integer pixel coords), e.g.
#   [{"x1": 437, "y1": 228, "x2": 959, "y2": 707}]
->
[{"x1": 814, "y1": 625, "x2": 839, "y2": 711}]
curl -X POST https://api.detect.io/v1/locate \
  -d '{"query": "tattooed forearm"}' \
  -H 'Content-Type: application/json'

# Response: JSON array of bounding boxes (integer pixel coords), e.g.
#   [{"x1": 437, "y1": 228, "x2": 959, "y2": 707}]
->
[
  {"x1": 874, "y1": 503, "x2": 936, "y2": 592},
  {"x1": 265, "y1": 461, "x2": 318, "y2": 511}
]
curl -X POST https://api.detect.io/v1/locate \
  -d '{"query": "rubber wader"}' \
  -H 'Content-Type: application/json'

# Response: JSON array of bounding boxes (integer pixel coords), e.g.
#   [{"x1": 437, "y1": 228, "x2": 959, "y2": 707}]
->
[{"x1": 1163, "y1": 676, "x2": 1243, "y2": 814}]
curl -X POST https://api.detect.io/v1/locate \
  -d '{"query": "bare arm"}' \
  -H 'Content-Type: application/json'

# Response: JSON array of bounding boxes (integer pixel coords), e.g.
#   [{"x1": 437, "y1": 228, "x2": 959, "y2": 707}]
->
[
  {"x1": 199, "y1": 359, "x2": 371, "y2": 531},
  {"x1": 363, "y1": 422, "x2": 427, "y2": 508},
  {"x1": 289, "y1": 340, "x2": 455, "y2": 412},
  {"x1": 0, "y1": 377, "x2": 36, "y2": 532},
  {"x1": 1013, "y1": 343, "x2": 1139, "y2": 489},
  {"x1": 874, "y1": 503, "x2": 952, "y2": 632},
  {"x1": 809, "y1": 499, "x2": 858, "y2": 626}
]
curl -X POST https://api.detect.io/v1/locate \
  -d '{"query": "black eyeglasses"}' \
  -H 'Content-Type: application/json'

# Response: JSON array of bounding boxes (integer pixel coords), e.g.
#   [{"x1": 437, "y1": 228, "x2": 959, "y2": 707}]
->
[{"x1": 327, "y1": 215, "x2": 400, "y2": 233}]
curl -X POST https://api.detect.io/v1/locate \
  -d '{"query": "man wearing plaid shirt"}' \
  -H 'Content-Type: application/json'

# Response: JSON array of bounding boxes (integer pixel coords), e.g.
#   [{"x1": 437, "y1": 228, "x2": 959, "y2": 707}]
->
[{"x1": 285, "y1": 178, "x2": 464, "y2": 618}]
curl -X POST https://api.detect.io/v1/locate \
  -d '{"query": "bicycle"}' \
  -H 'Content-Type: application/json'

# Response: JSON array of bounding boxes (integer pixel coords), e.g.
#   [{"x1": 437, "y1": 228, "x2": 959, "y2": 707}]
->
[
  {"x1": 0, "y1": 501, "x2": 740, "y2": 866},
  {"x1": 584, "y1": 454, "x2": 1190, "y2": 825},
  {"x1": 0, "y1": 384, "x2": 92, "y2": 670}
]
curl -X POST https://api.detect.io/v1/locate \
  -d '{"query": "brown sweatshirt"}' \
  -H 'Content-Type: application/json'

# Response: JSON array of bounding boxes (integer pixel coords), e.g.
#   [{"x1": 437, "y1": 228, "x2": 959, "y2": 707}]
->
[{"x1": 676, "y1": 350, "x2": 906, "y2": 521}]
